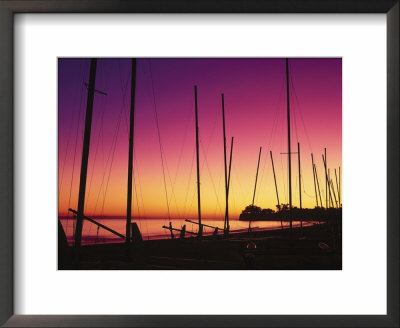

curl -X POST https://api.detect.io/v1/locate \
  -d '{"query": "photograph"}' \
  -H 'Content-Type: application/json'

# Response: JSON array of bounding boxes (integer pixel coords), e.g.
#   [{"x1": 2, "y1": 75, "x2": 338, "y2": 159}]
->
[{"x1": 58, "y1": 57, "x2": 342, "y2": 270}]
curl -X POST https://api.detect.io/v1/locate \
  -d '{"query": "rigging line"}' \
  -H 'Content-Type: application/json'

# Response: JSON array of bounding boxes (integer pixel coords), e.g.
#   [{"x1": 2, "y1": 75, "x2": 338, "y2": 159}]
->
[
  {"x1": 117, "y1": 59, "x2": 131, "y2": 135},
  {"x1": 187, "y1": 99, "x2": 220, "y2": 216},
  {"x1": 300, "y1": 171, "x2": 313, "y2": 197},
  {"x1": 268, "y1": 79, "x2": 286, "y2": 150},
  {"x1": 132, "y1": 164, "x2": 142, "y2": 231},
  {"x1": 217, "y1": 167, "x2": 224, "y2": 218},
  {"x1": 231, "y1": 175, "x2": 237, "y2": 217},
  {"x1": 302, "y1": 188, "x2": 314, "y2": 198},
  {"x1": 133, "y1": 146, "x2": 146, "y2": 213},
  {"x1": 182, "y1": 147, "x2": 196, "y2": 218},
  {"x1": 78, "y1": 64, "x2": 88, "y2": 146},
  {"x1": 212, "y1": 196, "x2": 219, "y2": 219},
  {"x1": 181, "y1": 109, "x2": 219, "y2": 220},
  {"x1": 148, "y1": 59, "x2": 171, "y2": 221},
  {"x1": 100, "y1": 69, "x2": 110, "y2": 202},
  {"x1": 279, "y1": 101, "x2": 287, "y2": 204},
  {"x1": 256, "y1": 121, "x2": 274, "y2": 202},
  {"x1": 184, "y1": 100, "x2": 219, "y2": 218},
  {"x1": 99, "y1": 107, "x2": 123, "y2": 216},
  {"x1": 212, "y1": 173, "x2": 224, "y2": 219},
  {"x1": 62, "y1": 69, "x2": 85, "y2": 239},
  {"x1": 91, "y1": 62, "x2": 130, "y2": 216},
  {"x1": 66, "y1": 81, "x2": 86, "y2": 235},
  {"x1": 257, "y1": 151, "x2": 270, "y2": 205},
  {"x1": 92, "y1": 88, "x2": 126, "y2": 216},
  {"x1": 232, "y1": 165, "x2": 246, "y2": 204},
  {"x1": 89, "y1": 137, "x2": 111, "y2": 217},
  {"x1": 86, "y1": 88, "x2": 107, "y2": 204},
  {"x1": 289, "y1": 73, "x2": 300, "y2": 144},
  {"x1": 290, "y1": 73, "x2": 313, "y2": 153},
  {"x1": 133, "y1": 150, "x2": 149, "y2": 237},
  {"x1": 86, "y1": 59, "x2": 107, "y2": 231},
  {"x1": 314, "y1": 163, "x2": 326, "y2": 205},
  {"x1": 170, "y1": 103, "x2": 194, "y2": 197},
  {"x1": 205, "y1": 103, "x2": 220, "y2": 152},
  {"x1": 200, "y1": 140, "x2": 223, "y2": 214},
  {"x1": 162, "y1": 143, "x2": 183, "y2": 219},
  {"x1": 262, "y1": 68, "x2": 286, "y2": 158},
  {"x1": 177, "y1": 98, "x2": 219, "y2": 219},
  {"x1": 187, "y1": 184, "x2": 197, "y2": 219},
  {"x1": 257, "y1": 80, "x2": 285, "y2": 204},
  {"x1": 86, "y1": 92, "x2": 110, "y2": 237},
  {"x1": 257, "y1": 149, "x2": 272, "y2": 205},
  {"x1": 96, "y1": 63, "x2": 109, "y2": 208},
  {"x1": 100, "y1": 64, "x2": 108, "y2": 180},
  {"x1": 293, "y1": 171, "x2": 298, "y2": 205},
  {"x1": 59, "y1": 60, "x2": 85, "y2": 196}
]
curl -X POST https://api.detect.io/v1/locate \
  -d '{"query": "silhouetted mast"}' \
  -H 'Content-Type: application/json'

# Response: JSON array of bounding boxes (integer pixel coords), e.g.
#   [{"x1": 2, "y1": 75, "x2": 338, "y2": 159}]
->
[
  {"x1": 75, "y1": 58, "x2": 97, "y2": 248},
  {"x1": 270, "y1": 151, "x2": 280, "y2": 210},
  {"x1": 221, "y1": 94, "x2": 229, "y2": 235},
  {"x1": 252, "y1": 147, "x2": 262, "y2": 206},
  {"x1": 227, "y1": 137, "x2": 234, "y2": 196},
  {"x1": 324, "y1": 148, "x2": 328, "y2": 208},
  {"x1": 297, "y1": 142, "x2": 302, "y2": 228},
  {"x1": 226, "y1": 136, "x2": 234, "y2": 235},
  {"x1": 311, "y1": 153, "x2": 319, "y2": 207},
  {"x1": 335, "y1": 168, "x2": 340, "y2": 206},
  {"x1": 249, "y1": 147, "x2": 262, "y2": 232},
  {"x1": 126, "y1": 58, "x2": 136, "y2": 243},
  {"x1": 322, "y1": 151, "x2": 333, "y2": 208},
  {"x1": 338, "y1": 166, "x2": 341, "y2": 206},
  {"x1": 286, "y1": 58, "x2": 293, "y2": 229},
  {"x1": 314, "y1": 163, "x2": 323, "y2": 207},
  {"x1": 194, "y1": 86, "x2": 202, "y2": 235},
  {"x1": 270, "y1": 150, "x2": 283, "y2": 229},
  {"x1": 329, "y1": 169, "x2": 338, "y2": 208}
]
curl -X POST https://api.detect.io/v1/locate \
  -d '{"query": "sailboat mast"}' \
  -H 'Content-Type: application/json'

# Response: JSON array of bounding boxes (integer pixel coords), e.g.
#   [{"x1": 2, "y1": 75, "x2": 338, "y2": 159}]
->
[
  {"x1": 75, "y1": 58, "x2": 97, "y2": 248},
  {"x1": 297, "y1": 142, "x2": 302, "y2": 228},
  {"x1": 324, "y1": 148, "x2": 328, "y2": 208},
  {"x1": 270, "y1": 151, "x2": 280, "y2": 209},
  {"x1": 221, "y1": 94, "x2": 229, "y2": 233},
  {"x1": 194, "y1": 86, "x2": 202, "y2": 231},
  {"x1": 328, "y1": 169, "x2": 337, "y2": 207},
  {"x1": 270, "y1": 150, "x2": 282, "y2": 229},
  {"x1": 249, "y1": 147, "x2": 262, "y2": 232},
  {"x1": 252, "y1": 147, "x2": 262, "y2": 206},
  {"x1": 227, "y1": 137, "x2": 234, "y2": 195},
  {"x1": 126, "y1": 58, "x2": 137, "y2": 243},
  {"x1": 314, "y1": 163, "x2": 323, "y2": 207},
  {"x1": 298, "y1": 142, "x2": 302, "y2": 209},
  {"x1": 339, "y1": 166, "x2": 341, "y2": 206},
  {"x1": 322, "y1": 152, "x2": 333, "y2": 208},
  {"x1": 226, "y1": 136, "x2": 234, "y2": 235},
  {"x1": 311, "y1": 153, "x2": 319, "y2": 207},
  {"x1": 335, "y1": 168, "x2": 340, "y2": 206},
  {"x1": 286, "y1": 58, "x2": 293, "y2": 229}
]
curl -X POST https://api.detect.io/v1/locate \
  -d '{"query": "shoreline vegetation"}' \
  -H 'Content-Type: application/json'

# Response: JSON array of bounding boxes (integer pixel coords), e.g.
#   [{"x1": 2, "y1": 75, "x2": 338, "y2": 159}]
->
[{"x1": 239, "y1": 204, "x2": 342, "y2": 223}]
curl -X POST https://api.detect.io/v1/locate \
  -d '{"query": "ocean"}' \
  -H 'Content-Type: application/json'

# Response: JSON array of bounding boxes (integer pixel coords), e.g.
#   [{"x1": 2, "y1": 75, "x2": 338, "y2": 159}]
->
[{"x1": 59, "y1": 216, "x2": 311, "y2": 245}]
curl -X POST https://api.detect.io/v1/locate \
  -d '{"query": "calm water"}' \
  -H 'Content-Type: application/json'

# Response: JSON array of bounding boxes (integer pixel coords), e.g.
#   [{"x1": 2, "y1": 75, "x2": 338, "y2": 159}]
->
[{"x1": 59, "y1": 216, "x2": 312, "y2": 245}]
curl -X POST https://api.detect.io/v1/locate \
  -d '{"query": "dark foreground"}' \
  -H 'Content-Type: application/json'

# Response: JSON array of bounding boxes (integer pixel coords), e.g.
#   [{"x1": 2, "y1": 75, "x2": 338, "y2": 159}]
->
[{"x1": 59, "y1": 221, "x2": 341, "y2": 270}]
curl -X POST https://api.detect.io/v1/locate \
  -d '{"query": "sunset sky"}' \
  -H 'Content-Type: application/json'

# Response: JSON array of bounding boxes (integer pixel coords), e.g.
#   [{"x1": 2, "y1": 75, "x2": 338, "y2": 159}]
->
[{"x1": 58, "y1": 58, "x2": 342, "y2": 219}]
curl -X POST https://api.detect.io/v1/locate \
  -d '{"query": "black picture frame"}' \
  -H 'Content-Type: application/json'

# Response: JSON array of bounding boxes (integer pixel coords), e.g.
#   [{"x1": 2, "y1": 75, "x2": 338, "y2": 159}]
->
[{"x1": 0, "y1": 1, "x2": 398, "y2": 327}]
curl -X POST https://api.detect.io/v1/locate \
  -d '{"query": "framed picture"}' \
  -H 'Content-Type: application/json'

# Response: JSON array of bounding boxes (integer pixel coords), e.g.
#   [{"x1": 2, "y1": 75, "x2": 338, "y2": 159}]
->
[{"x1": 0, "y1": 1, "x2": 398, "y2": 327}]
